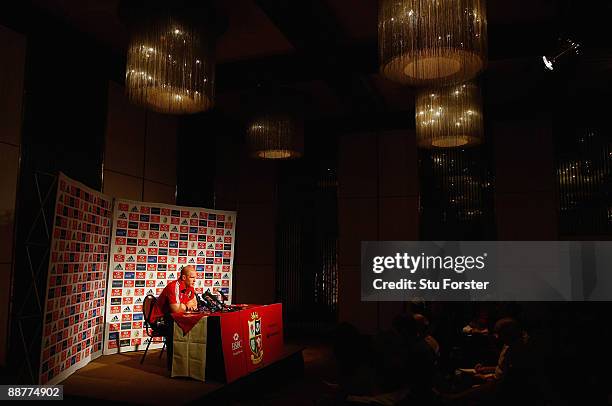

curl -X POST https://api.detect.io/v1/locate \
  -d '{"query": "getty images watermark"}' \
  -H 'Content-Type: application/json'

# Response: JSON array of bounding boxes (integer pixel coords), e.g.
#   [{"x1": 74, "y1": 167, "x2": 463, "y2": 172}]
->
[{"x1": 361, "y1": 241, "x2": 612, "y2": 301}]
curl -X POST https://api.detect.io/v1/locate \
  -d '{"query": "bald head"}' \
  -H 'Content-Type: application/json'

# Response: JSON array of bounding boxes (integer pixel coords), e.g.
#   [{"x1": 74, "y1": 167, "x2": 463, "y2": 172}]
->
[
  {"x1": 181, "y1": 265, "x2": 195, "y2": 277},
  {"x1": 180, "y1": 265, "x2": 196, "y2": 288}
]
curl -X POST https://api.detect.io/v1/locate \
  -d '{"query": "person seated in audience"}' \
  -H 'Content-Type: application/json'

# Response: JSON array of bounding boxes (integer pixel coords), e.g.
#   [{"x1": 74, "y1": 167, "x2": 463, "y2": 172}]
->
[
  {"x1": 472, "y1": 318, "x2": 528, "y2": 382},
  {"x1": 325, "y1": 317, "x2": 437, "y2": 405},
  {"x1": 364, "y1": 314, "x2": 435, "y2": 404},
  {"x1": 445, "y1": 317, "x2": 532, "y2": 404},
  {"x1": 462, "y1": 305, "x2": 491, "y2": 335},
  {"x1": 414, "y1": 313, "x2": 440, "y2": 358}
]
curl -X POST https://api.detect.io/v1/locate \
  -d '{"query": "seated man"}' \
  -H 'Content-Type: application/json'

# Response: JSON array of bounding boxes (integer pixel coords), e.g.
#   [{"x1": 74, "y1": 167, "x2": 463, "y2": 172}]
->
[
  {"x1": 149, "y1": 265, "x2": 199, "y2": 369},
  {"x1": 445, "y1": 318, "x2": 531, "y2": 404},
  {"x1": 151, "y1": 265, "x2": 198, "y2": 322}
]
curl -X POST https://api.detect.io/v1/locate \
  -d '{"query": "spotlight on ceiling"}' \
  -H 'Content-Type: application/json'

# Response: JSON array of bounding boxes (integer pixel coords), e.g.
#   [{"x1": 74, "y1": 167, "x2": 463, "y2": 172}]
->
[{"x1": 542, "y1": 38, "x2": 581, "y2": 71}]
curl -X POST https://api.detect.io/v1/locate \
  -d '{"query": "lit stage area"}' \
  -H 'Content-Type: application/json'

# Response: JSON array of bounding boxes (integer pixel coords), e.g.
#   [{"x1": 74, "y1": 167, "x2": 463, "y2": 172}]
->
[
  {"x1": 62, "y1": 346, "x2": 305, "y2": 405},
  {"x1": 2, "y1": 1, "x2": 612, "y2": 405}
]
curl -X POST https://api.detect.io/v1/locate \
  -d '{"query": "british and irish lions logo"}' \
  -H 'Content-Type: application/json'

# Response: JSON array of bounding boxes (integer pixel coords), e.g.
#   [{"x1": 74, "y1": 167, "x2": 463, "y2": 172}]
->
[{"x1": 248, "y1": 312, "x2": 263, "y2": 365}]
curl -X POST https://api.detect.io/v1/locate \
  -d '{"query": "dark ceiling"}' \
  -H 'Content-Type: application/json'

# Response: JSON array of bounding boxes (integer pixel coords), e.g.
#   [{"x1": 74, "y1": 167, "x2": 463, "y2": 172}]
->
[{"x1": 13, "y1": 0, "x2": 612, "y2": 127}]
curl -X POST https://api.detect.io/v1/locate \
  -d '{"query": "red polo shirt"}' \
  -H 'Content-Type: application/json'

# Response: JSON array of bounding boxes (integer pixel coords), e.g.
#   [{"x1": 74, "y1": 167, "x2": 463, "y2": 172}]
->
[{"x1": 150, "y1": 279, "x2": 196, "y2": 322}]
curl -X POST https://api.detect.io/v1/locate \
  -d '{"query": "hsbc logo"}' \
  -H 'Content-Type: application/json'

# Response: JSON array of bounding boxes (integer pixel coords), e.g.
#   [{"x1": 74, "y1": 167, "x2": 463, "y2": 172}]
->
[{"x1": 231, "y1": 332, "x2": 243, "y2": 352}]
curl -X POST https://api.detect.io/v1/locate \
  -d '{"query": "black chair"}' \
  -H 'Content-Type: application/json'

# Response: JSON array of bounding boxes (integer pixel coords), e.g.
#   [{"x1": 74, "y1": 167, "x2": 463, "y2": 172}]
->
[{"x1": 141, "y1": 294, "x2": 167, "y2": 364}]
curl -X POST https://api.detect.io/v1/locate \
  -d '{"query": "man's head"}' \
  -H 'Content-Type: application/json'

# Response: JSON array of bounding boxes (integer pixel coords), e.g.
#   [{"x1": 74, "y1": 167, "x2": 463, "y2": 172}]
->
[
  {"x1": 494, "y1": 317, "x2": 521, "y2": 344},
  {"x1": 413, "y1": 313, "x2": 430, "y2": 337},
  {"x1": 180, "y1": 265, "x2": 197, "y2": 288}
]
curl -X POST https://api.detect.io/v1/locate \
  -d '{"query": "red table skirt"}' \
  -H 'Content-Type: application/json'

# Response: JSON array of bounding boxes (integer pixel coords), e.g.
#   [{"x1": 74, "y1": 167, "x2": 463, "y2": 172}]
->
[{"x1": 172, "y1": 303, "x2": 283, "y2": 383}]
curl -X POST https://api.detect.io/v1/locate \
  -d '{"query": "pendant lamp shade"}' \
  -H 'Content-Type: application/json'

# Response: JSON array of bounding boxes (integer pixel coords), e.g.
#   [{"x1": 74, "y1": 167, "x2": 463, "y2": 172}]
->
[
  {"x1": 416, "y1": 81, "x2": 484, "y2": 148},
  {"x1": 379, "y1": 0, "x2": 487, "y2": 86},
  {"x1": 121, "y1": 1, "x2": 222, "y2": 114}
]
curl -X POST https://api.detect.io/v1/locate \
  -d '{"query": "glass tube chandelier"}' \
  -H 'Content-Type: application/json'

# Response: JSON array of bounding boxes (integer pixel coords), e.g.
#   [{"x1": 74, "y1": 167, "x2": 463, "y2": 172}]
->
[
  {"x1": 247, "y1": 114, "x2": 304, "y2": 159},
  {"x1": 379, "y1": 0, "x2": 487, "y2": 86},
  {"x1": 123, "y1": 4, "x2": 216, "y2": 114},
  {"x1": 416, "y1": 81, "x2": 483, "y2": 148}
]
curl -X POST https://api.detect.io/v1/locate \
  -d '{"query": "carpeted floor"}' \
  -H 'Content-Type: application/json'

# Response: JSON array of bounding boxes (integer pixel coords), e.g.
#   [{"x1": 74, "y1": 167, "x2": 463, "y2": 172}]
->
[
  {"x1": 62, "y1": 341, "x2": 327, "y2": 405},
  {"x1": 62, "y1": 348, "x2": 223, "y2": 404}
]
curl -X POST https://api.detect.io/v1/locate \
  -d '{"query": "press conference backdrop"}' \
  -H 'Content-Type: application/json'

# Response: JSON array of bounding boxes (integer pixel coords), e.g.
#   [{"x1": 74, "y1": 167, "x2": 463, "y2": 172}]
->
[
  {"x1": 102, "y1": 199, "x2": 237, "y2": 354},
  {"x1": 38, "y1": 173, "x2": 238, "y2": 384},
  {"x1": 39, "y1": 173, "x2": 113, "y2": 385}
]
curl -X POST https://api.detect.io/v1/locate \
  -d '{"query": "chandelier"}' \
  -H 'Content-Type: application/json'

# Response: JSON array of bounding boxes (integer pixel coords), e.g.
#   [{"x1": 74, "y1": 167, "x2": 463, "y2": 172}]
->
[
  {"x1": 122, "y1": 2, "x2": 217, "y2": 114},
  {"x1": 416, "y1": 81, "x2": 483, "y2": 148},
  {"x1": 379, "y1": 0, "x2": 487, "y2": 86},
  {"x1": 247, "y1": 114, "x2": 304, "y2": 159}
]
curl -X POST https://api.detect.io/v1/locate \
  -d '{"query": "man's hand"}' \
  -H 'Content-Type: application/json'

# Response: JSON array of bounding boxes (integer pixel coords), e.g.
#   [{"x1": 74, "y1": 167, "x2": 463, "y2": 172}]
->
[
  {"x1": 474, "y1": 364, "x2": 495, "y2": 374},
  {"x1": 474, "y1": 373, "x2": 495, "y2": 382},
  {"x1": 186, "y1": 296, "x2": 198, "y2": 311}
]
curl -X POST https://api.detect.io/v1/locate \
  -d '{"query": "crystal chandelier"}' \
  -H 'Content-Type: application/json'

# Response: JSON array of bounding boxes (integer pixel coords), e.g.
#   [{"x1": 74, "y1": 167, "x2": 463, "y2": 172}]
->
[
  {"x1": 123, "y1": 3, "x2": 217, "y2": 114},
  {"x1": 416, "y1": 81, "x2": 483, "y2": 148},
  {"x1": 247, "y1": 114, "x2": 304, "y2": 159},
  {"x1": 379, "y1": 0, "x2": 487, "y2": 86}
]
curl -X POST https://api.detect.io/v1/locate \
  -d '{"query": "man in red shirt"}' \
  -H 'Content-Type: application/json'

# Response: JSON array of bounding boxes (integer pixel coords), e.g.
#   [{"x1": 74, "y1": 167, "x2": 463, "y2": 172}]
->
[
  {"x1": 149, "y1": 265, "x2": 198, "y2": 370},
  {"x1": 151, "y1": 265, "x2": 198, "y2": 322}
]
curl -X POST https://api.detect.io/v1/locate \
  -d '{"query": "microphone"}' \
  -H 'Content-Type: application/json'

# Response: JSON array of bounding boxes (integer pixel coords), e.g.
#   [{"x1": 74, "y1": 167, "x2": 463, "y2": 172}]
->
[{"x1": 204, "y1": 291, "x2": 223, "y2": 312}]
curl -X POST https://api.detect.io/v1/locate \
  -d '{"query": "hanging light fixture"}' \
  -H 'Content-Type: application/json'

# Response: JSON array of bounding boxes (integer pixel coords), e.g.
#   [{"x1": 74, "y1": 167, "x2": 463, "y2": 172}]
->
[
  {"x1": 416, "y1": 81, "x2": 483, "y2": 148},
  {"x1": 246, "y1": 88, "x2": 305, "y2": 159},
  {"x1": 121, "y1": 1, "x2": 221, "y2": 114},
  {"x1": 379, "y1": 0, "x2": 487, "y2": 86},
  {"x1": 247, "y1": 114, "x2": 304, "y2": 159}
]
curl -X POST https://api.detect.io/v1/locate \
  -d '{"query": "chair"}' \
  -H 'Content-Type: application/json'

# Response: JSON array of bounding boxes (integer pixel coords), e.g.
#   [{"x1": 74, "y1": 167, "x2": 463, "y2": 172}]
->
[{"x1": 141, "y1": 294, "x2": 167, "y2": 364}]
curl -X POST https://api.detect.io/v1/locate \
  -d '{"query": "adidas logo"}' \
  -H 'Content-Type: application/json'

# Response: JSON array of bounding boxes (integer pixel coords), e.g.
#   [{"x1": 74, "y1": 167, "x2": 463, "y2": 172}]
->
[
  {"x1": 150, "y1": 241, "x2": 157, "y2": 247},
  {"x1": 138, "y1": 248, "x2": 146, "y2": 254},
  {"x1": 147, "y1": 289, "x2": 154, "y2": 295},
  {"x1": 131, "y1": 206, "x2": 138, "y2": 212},
  {"x1": 191, "y1": 213, "x2": 197, "y2": 218},
  {"x1": 123, "y1": 306, "x2": 131, "y2": 312},
  {"x1": 181, "y1": 219, "x2": 188, "y2": 225},
  {"x1": 157, "y1": 281, "x2": 165, "y2": 287},
  {"x1": 189, "y1": 258, "x2": 195, "y2": 263},
  {"x1": 111, "y1": 316, "x2": 119, "y2": 322},
  {"x1": 119, "y1": 213, "x2": 127, "y2": 219},
  {"x1": 114, "y1": 264, "x2": 123, "y2": 270}
]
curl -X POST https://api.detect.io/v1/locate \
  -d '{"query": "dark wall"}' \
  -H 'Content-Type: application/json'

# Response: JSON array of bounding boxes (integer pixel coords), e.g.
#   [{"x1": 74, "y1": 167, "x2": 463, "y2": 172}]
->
[
  {"x1": 337, "y1": 131, "x2": 419, "y2": 333},
  {"x1": 492, "y1": 119, "x2": 559, "y2": 240},
  {"x1": 5, "y1": 6, "x2": 118, "y2": 382},
  {"x1": 212, "y1": 124, "x2": 278, "y2": 305},
  {"x1": 0, "y1": 24, "x2": 26, "y2": 369}
]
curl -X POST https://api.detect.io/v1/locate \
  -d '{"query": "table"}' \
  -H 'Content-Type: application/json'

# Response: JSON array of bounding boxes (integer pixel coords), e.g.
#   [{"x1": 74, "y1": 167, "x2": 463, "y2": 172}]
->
[{"x1": 171, "y1": 303, "x2": 283, "y2": 383}]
